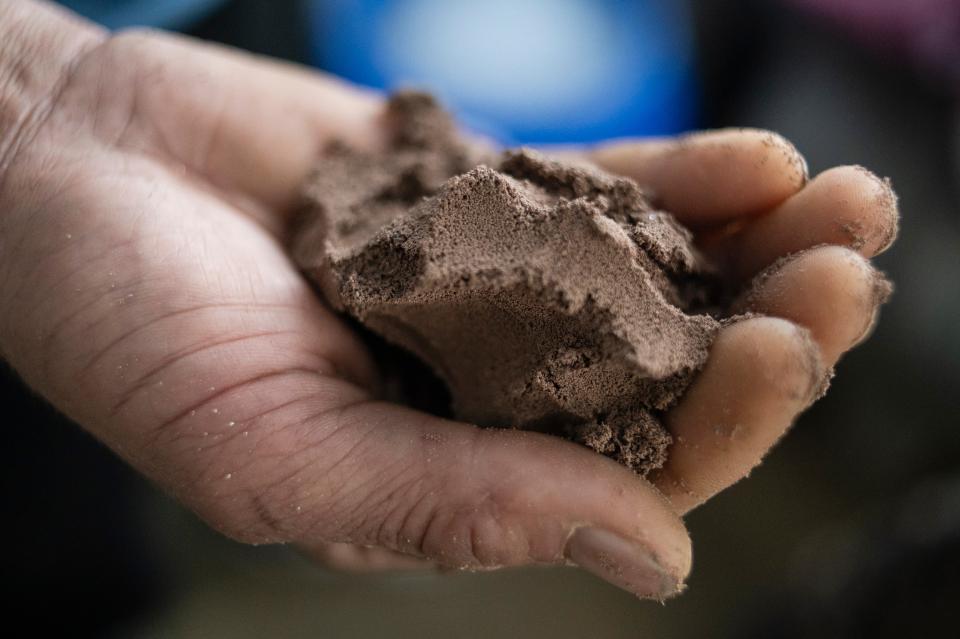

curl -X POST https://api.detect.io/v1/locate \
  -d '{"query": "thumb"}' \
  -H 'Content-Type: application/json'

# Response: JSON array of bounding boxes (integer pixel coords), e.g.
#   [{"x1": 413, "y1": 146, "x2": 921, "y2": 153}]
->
[{"x1": 245, "y1": 399, "x2": 691, "y2": 600}]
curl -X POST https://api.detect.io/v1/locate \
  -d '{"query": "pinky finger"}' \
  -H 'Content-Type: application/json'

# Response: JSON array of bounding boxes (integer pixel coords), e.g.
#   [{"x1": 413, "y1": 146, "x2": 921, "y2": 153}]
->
[{"x1": 652, "y1": 317, "x2": 827, "y2": 515}]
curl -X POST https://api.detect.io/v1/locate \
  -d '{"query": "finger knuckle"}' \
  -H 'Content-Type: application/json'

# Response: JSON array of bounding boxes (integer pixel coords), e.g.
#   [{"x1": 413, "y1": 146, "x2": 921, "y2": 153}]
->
[{"x1": 418, "y1": 490, "x2": 525, "y2": 569}]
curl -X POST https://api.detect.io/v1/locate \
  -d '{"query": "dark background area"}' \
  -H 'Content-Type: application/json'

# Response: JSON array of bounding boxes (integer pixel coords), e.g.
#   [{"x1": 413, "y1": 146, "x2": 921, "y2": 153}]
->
[{"x1": 3, "y1": 1, "x2": 958, "y2": 636}]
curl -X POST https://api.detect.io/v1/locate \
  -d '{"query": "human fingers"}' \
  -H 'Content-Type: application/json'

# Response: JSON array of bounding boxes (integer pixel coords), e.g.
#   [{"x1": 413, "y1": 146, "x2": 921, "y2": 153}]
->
[
  {"x1": 589, "y1": 129, "x2": 808, "y2": 226},
  {"x1": 652, "y1": 317, "x2": 826, "y2": 514},
  {"x1": 717, "y1": 166, "x2": 899, "y2": 280},
  {"x1": 733, "y1": 246, "x2": 892, "y2": 365},
  {"x1": 186, "y1": 397, "x2": 692, "y2": 600}
]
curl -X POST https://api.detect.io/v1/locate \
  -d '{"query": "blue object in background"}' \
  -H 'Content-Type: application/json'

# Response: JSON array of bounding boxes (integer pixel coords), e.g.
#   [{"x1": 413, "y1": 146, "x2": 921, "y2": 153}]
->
[
  {"x1": 58, "y1": 0, "x2": 225, "y2": 29},
  {"x1": 309, "y1": 0, "x2": 698, "y2": 144},
  {"x1": 60, "y1": 0, "x2": 698, "y2": 144}
]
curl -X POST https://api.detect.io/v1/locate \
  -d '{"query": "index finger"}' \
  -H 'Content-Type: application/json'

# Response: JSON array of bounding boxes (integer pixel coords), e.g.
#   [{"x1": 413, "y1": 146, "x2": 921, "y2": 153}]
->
[{"x1": 590, "y1": 129, "x2": 809, "y2": 227}]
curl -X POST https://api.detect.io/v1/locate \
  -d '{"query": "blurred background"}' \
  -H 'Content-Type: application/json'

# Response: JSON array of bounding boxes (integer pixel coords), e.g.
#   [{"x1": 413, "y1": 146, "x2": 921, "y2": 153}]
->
[{"x1": 4, "y1": 0, "x2": 958, "y2": 636}]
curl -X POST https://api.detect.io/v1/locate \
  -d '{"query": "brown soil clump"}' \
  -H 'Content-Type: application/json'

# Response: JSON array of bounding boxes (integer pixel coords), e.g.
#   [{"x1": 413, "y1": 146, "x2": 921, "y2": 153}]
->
[{"x1": 293, "y1": 92, "x2": 721, "y2": 475}]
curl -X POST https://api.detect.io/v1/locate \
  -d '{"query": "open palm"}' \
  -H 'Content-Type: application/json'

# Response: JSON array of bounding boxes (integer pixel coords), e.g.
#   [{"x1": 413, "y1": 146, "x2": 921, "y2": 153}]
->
[{"x1": 0, "y1": 18, "x2": 897, "y2": 599}]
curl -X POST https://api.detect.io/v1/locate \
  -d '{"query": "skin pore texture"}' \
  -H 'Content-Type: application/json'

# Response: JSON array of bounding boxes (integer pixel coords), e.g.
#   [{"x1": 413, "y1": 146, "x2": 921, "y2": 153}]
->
[
  {"x1": 294, "y1": 93, "x2": 724, "y2": 475},
  {"x1": 0, "y1": 0, "x2": 901, "y2": 600}
]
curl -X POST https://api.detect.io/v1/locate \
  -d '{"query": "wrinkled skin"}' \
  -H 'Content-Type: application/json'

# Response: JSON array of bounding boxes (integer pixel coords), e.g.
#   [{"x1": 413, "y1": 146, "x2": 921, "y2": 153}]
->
[{"x1": 0, "y1": 1, "x2": 897, "y2": 598}]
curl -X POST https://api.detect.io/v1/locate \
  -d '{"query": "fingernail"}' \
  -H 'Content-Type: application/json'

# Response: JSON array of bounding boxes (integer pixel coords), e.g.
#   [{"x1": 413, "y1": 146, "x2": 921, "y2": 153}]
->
[{"x1": 565, "y1": 527, "x2": 681, "y2": 600}]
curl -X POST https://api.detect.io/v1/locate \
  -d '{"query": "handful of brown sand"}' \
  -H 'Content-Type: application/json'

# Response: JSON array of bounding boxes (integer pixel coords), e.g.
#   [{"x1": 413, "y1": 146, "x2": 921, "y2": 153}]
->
[{"x1": 292, "y1": 92, "x2": 722, "y2": 475}]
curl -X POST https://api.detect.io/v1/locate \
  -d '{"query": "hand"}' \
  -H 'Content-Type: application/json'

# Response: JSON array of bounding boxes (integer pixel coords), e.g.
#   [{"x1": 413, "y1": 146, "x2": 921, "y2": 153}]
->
[{"x1": 0, "y1": 3, "x2": 897, "y2": 599}]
